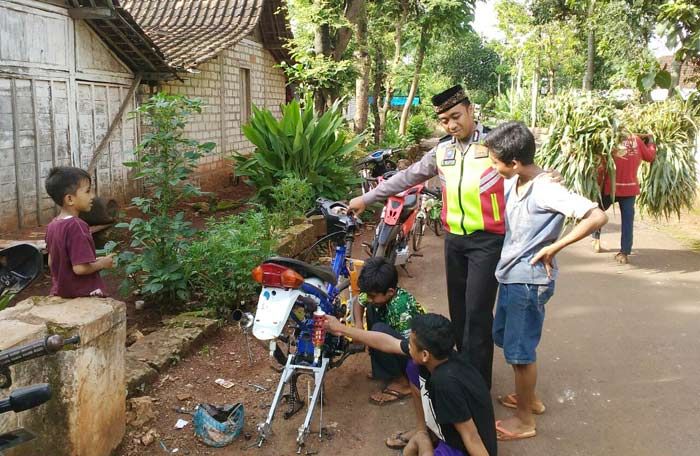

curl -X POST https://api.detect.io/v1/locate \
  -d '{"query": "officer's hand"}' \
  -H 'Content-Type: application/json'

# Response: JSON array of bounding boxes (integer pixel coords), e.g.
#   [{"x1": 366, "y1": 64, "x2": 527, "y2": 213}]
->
[{"x1": 348, "y1": 196, "x2": 366, "y2": 216}]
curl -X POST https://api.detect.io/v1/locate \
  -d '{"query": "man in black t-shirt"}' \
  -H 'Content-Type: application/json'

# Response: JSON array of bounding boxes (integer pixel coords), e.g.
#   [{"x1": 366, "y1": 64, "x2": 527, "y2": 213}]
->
[{"x1": 325, "y1": 313, "x2": 497, "y2": 456}]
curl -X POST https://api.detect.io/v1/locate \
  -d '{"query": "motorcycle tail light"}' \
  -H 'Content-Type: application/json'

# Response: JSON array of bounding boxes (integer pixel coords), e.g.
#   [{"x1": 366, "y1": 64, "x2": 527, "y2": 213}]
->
[
  {"x1": 252, "y1": 263, "x2": 304, "y2": 289},
  {"x1": 281, "y1": 269, "x2": 304, "y2": 289}
]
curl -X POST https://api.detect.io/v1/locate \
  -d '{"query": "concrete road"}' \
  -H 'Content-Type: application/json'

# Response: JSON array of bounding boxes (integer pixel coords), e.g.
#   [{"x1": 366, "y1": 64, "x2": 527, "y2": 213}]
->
[
  {"x1": 261, "y1": 212, "x2": 700, "y2": 456},
  {"x1": 406, "y1": 212, "x2": 700, "y2": 456}
]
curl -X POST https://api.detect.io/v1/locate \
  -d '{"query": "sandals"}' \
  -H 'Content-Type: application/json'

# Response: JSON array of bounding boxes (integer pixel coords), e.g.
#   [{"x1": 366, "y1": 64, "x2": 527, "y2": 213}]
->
[
  {"x1": 498, "y1": 393, "x2": 546, "y2": 414},
  {"x1": 496, "y1": 420, "x2": 537, "y2": 441},
  {"x1": 385, "y1": 430, "x2": 414, "y2": 449},
  {"x1": 369, "y1": 387, "x2": 409, "y2": 405}
]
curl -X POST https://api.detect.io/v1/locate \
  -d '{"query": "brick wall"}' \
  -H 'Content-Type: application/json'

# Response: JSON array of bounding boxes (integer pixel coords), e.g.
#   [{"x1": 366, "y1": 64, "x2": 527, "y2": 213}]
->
[{"x1": 158, "y1": 38, "x2": 287, "y2": 190}]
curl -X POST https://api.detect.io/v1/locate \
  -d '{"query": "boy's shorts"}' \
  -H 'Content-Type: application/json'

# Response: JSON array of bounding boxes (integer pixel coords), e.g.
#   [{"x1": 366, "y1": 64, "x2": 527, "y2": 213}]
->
[{"x1": 493, "y1": 282, "x2": 555, "y2": 365}]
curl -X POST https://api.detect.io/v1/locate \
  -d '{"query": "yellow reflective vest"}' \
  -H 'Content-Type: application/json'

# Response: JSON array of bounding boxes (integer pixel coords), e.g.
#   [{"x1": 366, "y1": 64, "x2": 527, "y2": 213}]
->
[{"x1": 435, "y1": 131, "x2": 506, "y2": 236}]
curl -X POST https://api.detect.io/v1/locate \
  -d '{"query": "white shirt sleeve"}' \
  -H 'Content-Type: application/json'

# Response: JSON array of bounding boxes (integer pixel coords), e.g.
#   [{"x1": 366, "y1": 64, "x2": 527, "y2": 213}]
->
[{"x1": 533, "y1": 178, "x2": 598, "y2": 219}]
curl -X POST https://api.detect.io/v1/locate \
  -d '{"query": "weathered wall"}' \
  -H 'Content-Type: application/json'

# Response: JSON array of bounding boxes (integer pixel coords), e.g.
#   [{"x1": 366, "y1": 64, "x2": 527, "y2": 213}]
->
[
  {"x1": 0, "y1": 0, "x2": 137, "y2": 233},
  {"x1": 0, "y1": 296, "x2": 126, "y2": 456},
  {"x1": 158, "y1": 37, "x2": 287, "y2": 190}
]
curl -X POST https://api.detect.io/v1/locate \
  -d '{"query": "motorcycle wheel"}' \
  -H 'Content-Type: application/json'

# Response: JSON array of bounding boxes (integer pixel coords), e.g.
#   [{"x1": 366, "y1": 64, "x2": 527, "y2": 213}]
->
[
  {"x1": 373, "y1": 238, "x2": 397, "y2": 265},
  {"x1": 412, "y1": 217, "x2": 426, "y2": 251}
]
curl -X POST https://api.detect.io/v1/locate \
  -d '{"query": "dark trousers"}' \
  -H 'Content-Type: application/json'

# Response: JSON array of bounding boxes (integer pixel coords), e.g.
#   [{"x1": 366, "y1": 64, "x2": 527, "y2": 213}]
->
[
  {"x1": 592, "y1": 195, "x2": 635, "y2": 254},
  {"x1": 367, "y1": 322, "x2": 407, "y2": 380},
  {"x1": 445, "y1": 231, "x2": 504, "y2": 389}
]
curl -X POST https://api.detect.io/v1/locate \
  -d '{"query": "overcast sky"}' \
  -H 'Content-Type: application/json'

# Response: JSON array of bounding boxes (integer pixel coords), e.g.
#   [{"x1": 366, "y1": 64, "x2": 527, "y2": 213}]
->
[{"x1": 472, "y1": 0, "x2": 674, "y2": 58}]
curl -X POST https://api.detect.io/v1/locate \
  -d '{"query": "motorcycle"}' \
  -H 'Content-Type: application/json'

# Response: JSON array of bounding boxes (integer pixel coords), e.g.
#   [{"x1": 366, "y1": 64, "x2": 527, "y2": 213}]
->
[
  {"x1": 0, "y1": 334, "x2": 80, "y2": 452},
  {"x1": 247, "y1": 198, "x2": 363, "y2": 451},
  {"x1": 370, "y1": 171, "x2": 426, "y2": 269},
  {"x1": 357, "y1": 148, "x2": 399, "y2": 194}
]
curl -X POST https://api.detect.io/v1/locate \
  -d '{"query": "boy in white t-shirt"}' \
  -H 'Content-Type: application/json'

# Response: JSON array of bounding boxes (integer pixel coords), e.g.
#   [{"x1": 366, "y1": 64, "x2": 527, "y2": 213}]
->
[{"x1": 484, "y1": 122, "x2": 608, "y2": 441}]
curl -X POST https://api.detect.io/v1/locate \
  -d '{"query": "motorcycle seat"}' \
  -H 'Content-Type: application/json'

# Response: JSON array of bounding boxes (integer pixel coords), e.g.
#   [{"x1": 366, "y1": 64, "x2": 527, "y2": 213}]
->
[{"x1": 264, "y1": 257, "x2": 338, "y2": 286}]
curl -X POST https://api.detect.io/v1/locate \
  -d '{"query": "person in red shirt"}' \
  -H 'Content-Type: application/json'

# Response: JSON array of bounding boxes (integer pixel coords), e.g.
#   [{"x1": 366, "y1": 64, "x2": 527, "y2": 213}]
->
[
  {"x1": 592, "y1": 134, "x2": 656, "y2": 264},
  {"x1": 44, "y1": 167, "x2": 114, "y2": 298}
]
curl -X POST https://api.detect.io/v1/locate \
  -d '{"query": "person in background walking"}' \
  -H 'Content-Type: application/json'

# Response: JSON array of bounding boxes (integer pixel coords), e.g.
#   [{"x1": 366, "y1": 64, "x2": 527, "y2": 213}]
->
[{"x1": 592, "y1": 133, "x2": 656, "y2": 264}]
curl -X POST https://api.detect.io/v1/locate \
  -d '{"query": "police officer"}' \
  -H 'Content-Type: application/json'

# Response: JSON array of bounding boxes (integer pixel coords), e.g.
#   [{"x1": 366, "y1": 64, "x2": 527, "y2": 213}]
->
[{"x1": 349, "y1": 85, "x2": 504, "y2": 388}]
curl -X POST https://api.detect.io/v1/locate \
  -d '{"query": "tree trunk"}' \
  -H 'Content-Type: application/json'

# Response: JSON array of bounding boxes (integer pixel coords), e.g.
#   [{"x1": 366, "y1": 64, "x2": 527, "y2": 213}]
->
[
  {"x1": 548, "y1": 68, "x2": 555, "y2": 96},
  {"x1": 314, "y1": 15, "x2": 333, "y2": 113},
  {"x1": 353, "y1": 0, "x2": 370, "y2": 133},
  {"x1": 582, "y1": 1, "x2": 595, "y2": 92},
  {"x1": 531, "y1": 67, "x2": 539, "y2": 128},
  {"x1": 513, "y1": 58, "x2": 523, "y2": 114},
  {"x1": 371, "y1": 48, "x2": 385, "y2": 144},
  {"x1": 379, "y1": 0, "x2": 408, "y2": 135},
  {"x1": 399, "y1": 23, "x2": 428, "y2": 137},
  {"x1": 669, "y1": 59, "x2": 682, "y2": 90},
  {"x1": 334, "y1": 0, "x2": 366, "y2": 61}
]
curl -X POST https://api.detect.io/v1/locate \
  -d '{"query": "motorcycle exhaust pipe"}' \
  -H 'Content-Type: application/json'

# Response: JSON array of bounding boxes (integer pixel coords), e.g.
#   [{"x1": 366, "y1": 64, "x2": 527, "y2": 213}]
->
[{"x1": 231, "y1": 309, "x2": 254, "y2": 330}]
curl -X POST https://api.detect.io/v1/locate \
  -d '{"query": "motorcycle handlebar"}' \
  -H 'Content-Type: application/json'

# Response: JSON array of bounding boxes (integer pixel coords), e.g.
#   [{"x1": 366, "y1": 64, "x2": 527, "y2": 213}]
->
[
  {"x1": 0, "y1": 335, "x2": 80, "y2": 388},
  {"x1": 0, "y1": 384, "x2": 51, "y2": 414}
]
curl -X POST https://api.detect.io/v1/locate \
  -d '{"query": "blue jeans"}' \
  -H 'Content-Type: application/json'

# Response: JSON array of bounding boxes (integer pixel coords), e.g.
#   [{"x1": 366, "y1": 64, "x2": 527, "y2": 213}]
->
[
  {"x1": 493, "y1": 282, "x2": 555, "y2": 365},
  {"x1": 592, "y1": 195, "x2": 635, "y2": 255}
]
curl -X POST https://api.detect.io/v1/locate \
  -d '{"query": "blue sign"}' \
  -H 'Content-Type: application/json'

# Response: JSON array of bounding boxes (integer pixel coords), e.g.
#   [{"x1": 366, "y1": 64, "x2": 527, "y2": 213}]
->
[{"x1": 368, "y1": 96, "x2": 420, "y2": 107}]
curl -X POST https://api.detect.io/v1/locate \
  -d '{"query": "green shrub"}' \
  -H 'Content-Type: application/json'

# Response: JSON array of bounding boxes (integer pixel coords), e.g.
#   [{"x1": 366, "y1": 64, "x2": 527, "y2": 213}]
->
[
  {"x1": 185, "y1": 210, "x2": 276, "y2": 315},
  {"x1": 270, "y1": 176, "x2": 314, "y2": 229},
  {"x1": 233, "y1": 98, "x2": 362, "y2": 204},
  {"x1": 114, "y1": 93, "x2": 215, "y2": 307},
  {"x1": 406, "y1": 113, "x2": 434, "y2": 144}
]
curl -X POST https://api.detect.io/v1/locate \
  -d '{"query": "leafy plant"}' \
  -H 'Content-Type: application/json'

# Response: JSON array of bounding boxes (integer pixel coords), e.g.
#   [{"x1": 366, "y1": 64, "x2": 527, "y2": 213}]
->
[
  {"x1": 184, "y1": 210, "x2": 276, "y2": 315},
  {"x1": 622, "y1": 95, "x2": 699, "y2": 219},
  {"x1": 536, "y1": 94, "x2": 620, "y2": 203},
  {"x1": 115, "y1": 93, "x2": 215, "y2": 306},
  {"x1": 270, "y1": 176, "x2": 314, "y2": 229},
  {"x1": 406, "y1": 112, "x2": 434, "y2": 145},
  {"x1": 233, "y1": 98, "x2": 362, "y2": 204}
]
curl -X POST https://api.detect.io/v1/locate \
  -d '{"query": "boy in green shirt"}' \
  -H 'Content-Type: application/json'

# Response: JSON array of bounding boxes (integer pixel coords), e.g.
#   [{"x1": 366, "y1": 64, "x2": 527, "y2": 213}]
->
[{"x1": 354, "y1": 257, "x2": 425, "y2": 405}]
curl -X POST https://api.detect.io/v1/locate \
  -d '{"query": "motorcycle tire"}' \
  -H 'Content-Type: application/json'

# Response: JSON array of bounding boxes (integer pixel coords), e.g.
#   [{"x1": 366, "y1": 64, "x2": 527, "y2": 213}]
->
[
  {"x1": 373, "y1": 237, "x2": 397, "y2": 265},
  {"x1": 412, "y1": 217, "x2": 426, "y2": 251},
  {"x1": 372, "y1": 222, "x2": 399, "y2": 265}
]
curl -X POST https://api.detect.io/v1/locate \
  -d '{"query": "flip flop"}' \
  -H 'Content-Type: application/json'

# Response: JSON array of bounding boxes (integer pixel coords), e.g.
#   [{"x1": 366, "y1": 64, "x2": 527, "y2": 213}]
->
[
  {"x1": 495, "y1": 420, "x2": 537, "y2": 441},
  {"x1": 498, "y1": 393, "x2": 546, "y2": 414},
  {"x1": 385, "y1": 430, "x2": 413, "y2": 449},
  {"x1": 369, "y1": 388, "x2": 409, "y2": 405}
]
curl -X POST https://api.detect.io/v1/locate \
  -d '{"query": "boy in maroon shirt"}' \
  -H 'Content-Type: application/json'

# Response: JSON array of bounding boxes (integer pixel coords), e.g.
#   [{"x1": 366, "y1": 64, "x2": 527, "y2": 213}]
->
[{"x1": 44, "y1": 167, "x2": 114, "y2": 298}]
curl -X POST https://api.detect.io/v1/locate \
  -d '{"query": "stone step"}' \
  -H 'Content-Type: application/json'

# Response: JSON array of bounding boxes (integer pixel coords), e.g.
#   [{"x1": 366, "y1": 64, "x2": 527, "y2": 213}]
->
[{"x1": 125, "y1": 315, "x2": 219, "y2": 396}]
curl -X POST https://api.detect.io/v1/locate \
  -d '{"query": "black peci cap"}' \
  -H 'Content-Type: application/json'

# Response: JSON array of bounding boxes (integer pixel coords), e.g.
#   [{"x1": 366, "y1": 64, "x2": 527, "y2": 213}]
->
[{"x1": 431, "y1": 85, "x2": 470, "y2": 114}]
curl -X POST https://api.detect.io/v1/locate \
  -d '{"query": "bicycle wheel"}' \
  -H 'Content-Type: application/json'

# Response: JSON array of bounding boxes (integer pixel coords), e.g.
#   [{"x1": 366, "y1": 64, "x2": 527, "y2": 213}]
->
[
  {"x1": 432, "y1": 218, "x2": 443, "y2": 236},
  {"x1": 412, "y1": 217, "x2": 426, "y2": 251}
]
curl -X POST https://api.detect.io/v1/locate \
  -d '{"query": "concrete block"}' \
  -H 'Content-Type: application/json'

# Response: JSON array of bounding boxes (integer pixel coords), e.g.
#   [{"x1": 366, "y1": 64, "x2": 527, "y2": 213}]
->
[
  {"x1": 277, "y1": 223, "x2": 317, "y2": 257},
  {"x1": 0, "y1": 296, "x2": 126, "y2": 456}
]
